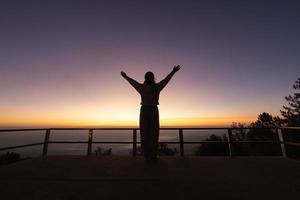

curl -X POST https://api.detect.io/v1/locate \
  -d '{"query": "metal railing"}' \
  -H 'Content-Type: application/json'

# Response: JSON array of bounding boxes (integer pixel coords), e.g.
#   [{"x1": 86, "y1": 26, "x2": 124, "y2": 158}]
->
[{"x1": 0, "y1": 127, "x2": 299, "y2": 157}]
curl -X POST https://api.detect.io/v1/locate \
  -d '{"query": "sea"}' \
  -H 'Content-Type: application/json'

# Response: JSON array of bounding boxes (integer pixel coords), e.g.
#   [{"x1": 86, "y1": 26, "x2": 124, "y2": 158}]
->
[{"x1": 0, "y1": 129, "x2": 229, "y2": 157}]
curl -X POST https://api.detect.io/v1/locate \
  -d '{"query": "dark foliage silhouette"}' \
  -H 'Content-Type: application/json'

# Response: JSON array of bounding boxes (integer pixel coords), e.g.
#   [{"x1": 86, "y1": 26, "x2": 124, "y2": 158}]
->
[
  {"x1": 157, "y1": 143, "x2": 178, "y2": 156},
  {"x1": 132, "y1": 144, "x2": 178, "y2": 156},
  {"x1": 279, "y1": 78, "x2": 300, "y2": 159},
  {"x1": 94, "y1": 146, "x2": 112, "y2": 156},
  {"x1": 230, "y1": 113, "x2": 281, "y2": 156},
  {"x1": 247, "y1": 113, "x2": 281, "y2": 155},
  {"x1": 281, "y1": 78, "x2": 300, "y2": 126},
  {"x1": 196, "y1": 113, "x2": 283, "y2": 156},
  {"x1": 0, "y1": 152, "x2": 21, "y2": 165},
  {"x1": 194, "y1": 134, "x2": 229, "y2": 156}
]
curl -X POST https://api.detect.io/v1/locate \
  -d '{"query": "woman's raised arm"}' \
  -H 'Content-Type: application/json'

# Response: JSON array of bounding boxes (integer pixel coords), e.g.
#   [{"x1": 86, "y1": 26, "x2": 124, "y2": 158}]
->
[
  {"x1": 121, "y1": 71, "x2": 142, "y2": 93},
  {"x1": 157, "y1": 65, "x2": 181, "y2": 91}
]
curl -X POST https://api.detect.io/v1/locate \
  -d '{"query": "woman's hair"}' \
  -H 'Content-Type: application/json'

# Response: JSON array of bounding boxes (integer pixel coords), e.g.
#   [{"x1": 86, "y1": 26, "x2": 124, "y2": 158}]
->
[{"x1": 144, "y1": 71, "x2": 156, "y2": 88}]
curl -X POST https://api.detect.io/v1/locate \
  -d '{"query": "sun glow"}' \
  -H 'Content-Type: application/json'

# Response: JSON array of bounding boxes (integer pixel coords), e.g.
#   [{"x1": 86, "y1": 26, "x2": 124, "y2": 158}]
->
[
  {"x1": 0, "y1": 108, "x2": 255, "y2": 128},
  {"x1": 0, "y1": 88, "x2": 258, "y2": 128}
]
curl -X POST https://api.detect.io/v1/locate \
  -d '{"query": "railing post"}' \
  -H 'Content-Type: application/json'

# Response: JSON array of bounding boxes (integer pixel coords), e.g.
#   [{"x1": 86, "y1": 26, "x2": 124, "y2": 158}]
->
[
  {"x1": 87, "y1": 129, "x2": 93, "y2": 156},
  {"x1": 179, "y1": 129, "x2": 184, "y2": 157},
  {"x1": 42, "y1": 129, "x2": 51, "y2": 157},
  {"x1": 227, "y1": 129, "x2": 233, "y2": 157},
  {"x1": 132, "y1": 129, "x2": 137, "y2": 157},
  {"x1": 277, "y1": 128, "x2": 287, "y2": 158}
]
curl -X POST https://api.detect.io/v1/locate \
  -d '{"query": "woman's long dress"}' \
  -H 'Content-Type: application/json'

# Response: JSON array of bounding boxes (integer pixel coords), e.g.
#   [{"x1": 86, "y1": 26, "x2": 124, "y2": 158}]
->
[{"x1": 140, "y1": 105, "x2": 159, "y2": 158}]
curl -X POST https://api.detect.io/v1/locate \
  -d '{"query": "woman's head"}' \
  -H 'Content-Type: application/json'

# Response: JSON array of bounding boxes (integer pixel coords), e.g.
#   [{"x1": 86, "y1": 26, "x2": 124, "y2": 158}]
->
[{"x1": 144, "y1": 71, "x2": 155, "y2": 86}]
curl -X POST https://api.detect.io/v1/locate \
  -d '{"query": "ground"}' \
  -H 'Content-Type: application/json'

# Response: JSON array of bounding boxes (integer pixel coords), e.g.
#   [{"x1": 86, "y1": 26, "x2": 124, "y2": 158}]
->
[{"x1": 0, "y1": 156, "x2": 300, "y2": 200}]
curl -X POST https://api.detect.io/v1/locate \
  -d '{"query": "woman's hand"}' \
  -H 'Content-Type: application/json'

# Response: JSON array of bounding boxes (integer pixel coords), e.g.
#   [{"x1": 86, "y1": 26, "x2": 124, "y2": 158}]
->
[
  {"x1": 173, "y1": 65, "x2": 181, "y2": 73},
  {"x1": 121, "y1": 71, "x2": 127, "y2": 78}
]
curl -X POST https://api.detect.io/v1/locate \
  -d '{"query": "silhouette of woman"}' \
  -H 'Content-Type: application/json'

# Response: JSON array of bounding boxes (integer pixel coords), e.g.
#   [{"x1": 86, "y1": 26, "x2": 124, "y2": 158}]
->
[{"x1": 121, "y1": 65, "x2": 181, "y2": 161}]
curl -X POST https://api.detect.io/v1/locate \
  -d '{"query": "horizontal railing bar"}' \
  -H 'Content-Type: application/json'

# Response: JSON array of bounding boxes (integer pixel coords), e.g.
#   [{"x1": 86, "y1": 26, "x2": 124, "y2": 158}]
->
[
  {"x1": 48, "y1": 141, "x2": 178, "y2": 144},
  {"x1": 284, "y1": 142, "x2": 300, "y2": 147},
  {"x1": 46, "y1": 141, "x2": 284, "y2": 144},
  {"x1": 53, "y1": 128, "x2": 137, "y2": 131},
  {"x1": 51, "y1": 127, "x2": 282, "y2": 130},
  {"x1": 0, "y1": 129, "x2": 48, "y2": 132},
  {"x1": 183, "y1": 141, "x2": 281, "y2": 144},
  {"x1": 2, "y1": 127, "x2": 297, "y2": 132},
  {"x1": 93, "y1": 141, "x2": 136, "y2": 144},
  {"x1": 49, "y1": 141, "x2": 135, "y2": 144},
  {"x1": 49, "y1": 141, "x2": 88, "y2": 144},
  {"x1": 0, "y1": 142, "x2": 44, "y2": 151},
  {"x1": 231, "y1": 141, "x2": 281, "y2": 143},
  {"x1": 281, "y1": 127, "x2": 300, "y2": 130}
]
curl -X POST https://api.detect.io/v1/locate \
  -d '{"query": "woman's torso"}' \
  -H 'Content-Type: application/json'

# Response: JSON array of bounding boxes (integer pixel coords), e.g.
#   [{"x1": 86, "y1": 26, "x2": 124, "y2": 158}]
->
[{"x1": 139, "y1": 84, "x2": 160, "y2": 105}]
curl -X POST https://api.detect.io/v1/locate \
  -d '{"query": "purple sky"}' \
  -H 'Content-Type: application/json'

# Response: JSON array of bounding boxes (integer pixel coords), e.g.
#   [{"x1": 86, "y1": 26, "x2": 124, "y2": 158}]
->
[{"x1": 0, "y1": 0, "x2": 299, "y2": 127}]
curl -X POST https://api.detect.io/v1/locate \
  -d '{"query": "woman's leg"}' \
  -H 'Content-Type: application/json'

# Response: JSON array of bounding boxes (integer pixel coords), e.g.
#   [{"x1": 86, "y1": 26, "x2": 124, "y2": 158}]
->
[
  {"x1": 140, "y1": 106, "x2": 151, "y2": 159},
  {"x1": 150, "y1": 106, "x2": 160, "y2": 159}
]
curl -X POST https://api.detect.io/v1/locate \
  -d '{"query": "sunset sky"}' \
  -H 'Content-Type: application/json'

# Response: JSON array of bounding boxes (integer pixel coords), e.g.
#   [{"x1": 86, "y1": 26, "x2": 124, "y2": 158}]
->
[{"x1": 0, "y1": 1, "x2": 299, "y2": 127}]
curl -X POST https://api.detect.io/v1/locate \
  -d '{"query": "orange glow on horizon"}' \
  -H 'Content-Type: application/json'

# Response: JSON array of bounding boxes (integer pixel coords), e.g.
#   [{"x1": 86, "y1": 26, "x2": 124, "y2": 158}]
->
[{"x1": 0, "y1": 114, "x2": 256, "y2": 128}]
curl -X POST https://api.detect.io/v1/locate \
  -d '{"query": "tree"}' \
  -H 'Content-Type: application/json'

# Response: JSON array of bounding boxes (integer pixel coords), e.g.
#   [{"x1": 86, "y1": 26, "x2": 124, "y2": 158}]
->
[
  {"x1": 279, "y1": 78, "x2": 300, "y2": 159},
  {"x1": 247, "y1": 112, "x2": 281, "y2": 155},
  {"x1": 281, "y1": 78, "x2": 300, "y2": 126},
  {"x1": 250, "y1": 112, "x2": 282, "y2": 128}
]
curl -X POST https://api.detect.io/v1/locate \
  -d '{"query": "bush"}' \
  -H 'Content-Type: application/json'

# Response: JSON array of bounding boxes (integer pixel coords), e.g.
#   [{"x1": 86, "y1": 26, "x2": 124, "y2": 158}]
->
[
  {"x1": 194, "y1": 134, "x2": 229, "y2": 156},
  {"x1": 94, "y1": 146, "x2": 112, "y2": 156},
  {"x1": 131, "y1": 143, "x2": 178, "y2": 156},
  {"x1": 0, "y1": 152, "x2": 21, "y2": 165},
  {"x1": 158, "y1": 143, "x2": 178, "y2": 156}
]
